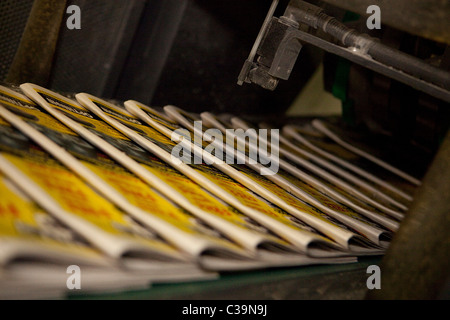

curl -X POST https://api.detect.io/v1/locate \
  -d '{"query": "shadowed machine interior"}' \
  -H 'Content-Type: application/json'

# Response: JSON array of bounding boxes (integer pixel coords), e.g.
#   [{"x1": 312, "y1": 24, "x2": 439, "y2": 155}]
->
[{"x1": 0, "y1": 0, "x2": 449, "y2": 300}]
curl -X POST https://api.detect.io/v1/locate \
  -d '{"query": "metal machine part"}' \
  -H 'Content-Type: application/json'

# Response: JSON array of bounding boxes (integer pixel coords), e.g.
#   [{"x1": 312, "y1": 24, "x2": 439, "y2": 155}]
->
[
  {"x1": 239, "y1": 0, "x2": 450, "y2": 300},
  {"x1": 320, "y1": 0, "x2": 450, "y2": 45},
  {"x1": 366, "y1": 129, "x2": 450, "y2": 300},
  {"x1": 238, "y1": 0, "x2": 450, "y2": 103}
]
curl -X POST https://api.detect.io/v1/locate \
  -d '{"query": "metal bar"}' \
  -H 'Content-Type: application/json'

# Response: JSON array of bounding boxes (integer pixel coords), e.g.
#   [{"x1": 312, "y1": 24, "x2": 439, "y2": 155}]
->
[
  {"x1": 237, "y1": 0, "x2": 279, "y2": 85},
  {"x1": 320, "y1": 0, "x2": 450, "y2": 45},
  {"x1": 291, "y1": 29, "x2": 450, "y2": 103},
  {"x1": 248, "y1": 0, "x2": 280, "y2": 64}
]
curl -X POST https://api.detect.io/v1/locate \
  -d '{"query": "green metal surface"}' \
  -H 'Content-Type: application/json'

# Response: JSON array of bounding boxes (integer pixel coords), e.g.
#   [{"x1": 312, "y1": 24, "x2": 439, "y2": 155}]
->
[{"x1": 68, "y1": 257, "x2": 382, "y2": 300}]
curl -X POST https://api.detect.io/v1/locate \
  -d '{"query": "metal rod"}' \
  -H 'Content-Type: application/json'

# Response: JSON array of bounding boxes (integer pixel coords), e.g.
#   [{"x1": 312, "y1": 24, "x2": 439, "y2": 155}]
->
[
  {"x1": 237, "y1": 0, "x2": 279, "y2": 85},
  {"x1": 290, "y1": 2, "x2": 450, "y2": 91},
  {"x1": 286, "y1": 28, "x2": 450, "y2": 103},
  {"x1": 248, "y1": 0, "x2": 279, "y2": 63}
]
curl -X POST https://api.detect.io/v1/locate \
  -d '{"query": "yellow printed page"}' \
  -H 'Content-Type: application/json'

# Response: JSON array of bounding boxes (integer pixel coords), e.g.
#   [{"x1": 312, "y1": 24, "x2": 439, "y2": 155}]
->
[
  {"x1": 199, "y1": 113, "x2": 390, "y2": 228},
  {"x1": 89, "y1": 98, "x2": 178, "y2": 146},
  {"x1": 20, "y1": 88, "x2": 293, "y2": 248},
  {"x1": 192, "y1": 164, "x2": 336, "y2": 242},
  {"x1": 126, "y1": 102, "x2": 356, "y2": 240},
  {"x1": 84, "y1": 161, "x2": 193, "y2": 232},
  {"x1": 4, "y1": 87, "x2": 254, "y2": 256},
  {"x1": 142, "y1": 161, "x2": 260, "y2": 230},
  {"x1": 276, "y1": 169, "x2": 387, "y2": 227},
  {"x1": 82, "y1": 160, "x2": 244, "y2": 250},
  {"x1": 5, "y1": 154, "x2": 122, "y2": 234},
  {"x1": 0, "y1": 87, "x2": 77, "y2": 137},
  {"x1": 85, "y1": 99, "x2": 332, "y2": 239},
  {"x1": 1, "y1": 152, "x2": 177, "y2": 254},
  {"x1": 0, "y1": 176, "x2": 104, "y2": 260},
  {"x1": 35, "y1": 89, "x2": 129, "y2": 140},
  {"x1": 230, "y1": 164, "x2": 353, "y2": 230},
  {"x1": 290, "y1": 167, "x2": 400, "y2": 219},
  {"x1": 134, "y1": 103, "x2": 180, "y2": 131},
  {"x1": 0, "y1": 178, "x2": 38, "y2": 238}
]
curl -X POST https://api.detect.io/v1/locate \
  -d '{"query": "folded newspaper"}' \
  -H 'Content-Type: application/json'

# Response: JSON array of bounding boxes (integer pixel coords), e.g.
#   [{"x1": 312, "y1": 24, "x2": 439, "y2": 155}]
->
[
  {"x1": 0, "y1": 173, "x2": 149, "y2": 299},
  {"x1": 122, "y1": 101, "x2": 390, "y2": 253},
  {"x1": 0, "y1": 81, "x2": 418, "y2": 298},
  {"x1": 0, "y1": 134, "x2": 216, "y2": 299},
  {"x1": 233, "y1": 116, "x2": 409, "y2": 216},
  {"x1": 3, "y1": 85, "x2": 296, "y2": 273},
  {"x1": 155, "y1": 105, "x2": 390, "y2": 250},
  {"x1": 17, "y1": 84, "x2": 361, "y2": 268},
  {"x1": 282, "y1": 123, "x2": 418, "y2": 202},
  {"x1": 75, "y1": 93, "x2": 361, "y2": 256},
  {"x1": 200, "y1": 113, "x2": 404, "y2": 226}
]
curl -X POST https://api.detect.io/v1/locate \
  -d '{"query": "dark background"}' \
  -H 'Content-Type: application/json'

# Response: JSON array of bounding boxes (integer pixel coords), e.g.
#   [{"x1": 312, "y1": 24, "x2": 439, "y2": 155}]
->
[
  {"x1": 45, "y1": 0, "x2": 320, "y2": 115},
  {"x1": 0, "y1": 0, "x2": 447, "y2": 160}
]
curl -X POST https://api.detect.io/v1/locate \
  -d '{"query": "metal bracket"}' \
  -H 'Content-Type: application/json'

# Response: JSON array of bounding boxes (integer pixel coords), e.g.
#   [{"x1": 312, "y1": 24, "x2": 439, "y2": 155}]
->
[{"x1": 238, "y1": 0, "x2": 450, "y2": 103}]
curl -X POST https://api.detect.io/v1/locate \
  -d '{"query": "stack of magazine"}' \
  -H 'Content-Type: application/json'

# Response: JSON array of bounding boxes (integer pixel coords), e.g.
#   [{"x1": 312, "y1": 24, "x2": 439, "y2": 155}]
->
[{"x1": 0, "y1": 83, "x2": 420, "y2": 299}]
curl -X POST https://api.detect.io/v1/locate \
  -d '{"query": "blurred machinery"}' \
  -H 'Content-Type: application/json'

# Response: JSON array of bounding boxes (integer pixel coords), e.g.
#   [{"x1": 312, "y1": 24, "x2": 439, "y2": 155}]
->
[
  {"x1": 238, "y1": 0, "x2": 450, "y2": 157},
  {"x1": 1, "y1": 0, "x2": 449, "y2": 299},
  {"x1": 2, "y1": 0, "x2": 449, "y2": 159},
  {"x1": 237, "y1": 1, "x2": 450, "y2": 300}
]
